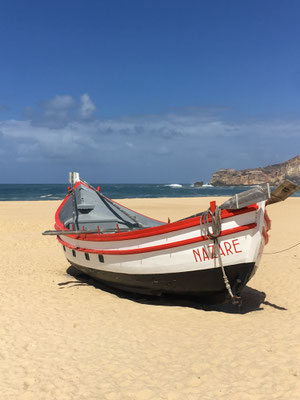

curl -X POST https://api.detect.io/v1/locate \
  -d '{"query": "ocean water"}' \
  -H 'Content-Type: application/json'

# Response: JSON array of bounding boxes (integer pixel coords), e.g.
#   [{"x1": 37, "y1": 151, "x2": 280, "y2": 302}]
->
[{"x1": 1, "y1": 183, "x2": 299, "y2": 201}]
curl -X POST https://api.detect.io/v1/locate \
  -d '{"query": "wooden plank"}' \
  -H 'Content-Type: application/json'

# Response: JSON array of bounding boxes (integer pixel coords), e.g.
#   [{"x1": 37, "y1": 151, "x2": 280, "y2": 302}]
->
[
  {"x1": 42, "y1": 227, "x2": 131, "y2": 236},
  {"x1": 267, "y1": 180, "x2": 300, "y2": 205}
]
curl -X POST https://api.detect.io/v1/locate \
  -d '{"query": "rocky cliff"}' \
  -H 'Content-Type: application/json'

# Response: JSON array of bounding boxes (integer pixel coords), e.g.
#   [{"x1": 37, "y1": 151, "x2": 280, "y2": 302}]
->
[{"x1": 209, "y1": 155, "x2": 300, "y2": 186}]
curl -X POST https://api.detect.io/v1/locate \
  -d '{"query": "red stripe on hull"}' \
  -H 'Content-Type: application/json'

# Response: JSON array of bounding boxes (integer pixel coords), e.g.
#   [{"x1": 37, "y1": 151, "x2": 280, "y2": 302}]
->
[
  {"x1": 58, "y1": 223, "x2": 257, "y2": 255},
  {"x1": 264, "y1": 209, "x2": 272, "y2": 232},
  {"x1": 262, "y1": 227, "x2": 269, "y2": 245}
]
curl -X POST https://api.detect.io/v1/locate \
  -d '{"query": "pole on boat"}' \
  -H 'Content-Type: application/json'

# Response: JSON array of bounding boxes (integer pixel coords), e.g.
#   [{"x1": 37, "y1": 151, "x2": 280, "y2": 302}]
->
[
  {"x1": 220, "y1": 180, "x2": 299, "y2": 209},
  {"x1": 219, "y1": 183, "x2": 271, "y2": 210},
  {"x1": 69, "y1": 172, "x2": 79, "y2": 230},
  {"x1": 179, "y1": 180, "x2": 299, "y2": 222}
]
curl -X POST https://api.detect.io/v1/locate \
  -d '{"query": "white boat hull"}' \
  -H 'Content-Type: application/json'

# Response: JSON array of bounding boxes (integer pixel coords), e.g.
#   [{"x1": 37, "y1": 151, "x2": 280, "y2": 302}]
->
[
  {"x1": 56, "y1": 197, "x2": 269, "y2": 301},
  {"x1": 43, "y1": 174, "x2": 300, "y2": 303}
]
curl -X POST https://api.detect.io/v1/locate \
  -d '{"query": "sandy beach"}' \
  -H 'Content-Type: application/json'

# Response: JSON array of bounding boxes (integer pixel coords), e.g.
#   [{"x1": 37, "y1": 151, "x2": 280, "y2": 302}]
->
[{"x1": 1, "y1": 196, "x2": 300, "y2": 400}]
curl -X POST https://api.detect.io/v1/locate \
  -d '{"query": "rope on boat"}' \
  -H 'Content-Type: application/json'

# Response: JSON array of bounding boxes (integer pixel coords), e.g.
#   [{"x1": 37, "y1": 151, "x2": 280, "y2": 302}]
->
[
  {"x1": 200, "y1": 206, "x2": 241, "y2": 305},
  {"x1": 264, "y1": 241, "x2": 300, "y2": 255}
]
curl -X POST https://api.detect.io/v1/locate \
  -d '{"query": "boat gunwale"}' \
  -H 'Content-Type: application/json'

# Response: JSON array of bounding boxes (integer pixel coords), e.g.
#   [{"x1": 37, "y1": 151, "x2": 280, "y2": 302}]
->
[
  {"x1": 57, "y1": 222, "x2": 258, "y2": 255},
  {"x1": 55, "y1": 181, "x2": 259, "y2": 242}
]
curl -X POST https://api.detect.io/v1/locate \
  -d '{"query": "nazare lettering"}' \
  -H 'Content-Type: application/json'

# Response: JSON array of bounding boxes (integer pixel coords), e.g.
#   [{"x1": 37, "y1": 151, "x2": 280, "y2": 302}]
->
[{"x1": 192, "y1": 238, "x2": 242, "y2": 262}]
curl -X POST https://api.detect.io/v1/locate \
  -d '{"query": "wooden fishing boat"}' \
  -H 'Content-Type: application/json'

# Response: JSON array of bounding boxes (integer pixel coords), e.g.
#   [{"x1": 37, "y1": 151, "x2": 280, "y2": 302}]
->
[{"x1": 43, "y1": 173, "x2": 299, "y2": 303}]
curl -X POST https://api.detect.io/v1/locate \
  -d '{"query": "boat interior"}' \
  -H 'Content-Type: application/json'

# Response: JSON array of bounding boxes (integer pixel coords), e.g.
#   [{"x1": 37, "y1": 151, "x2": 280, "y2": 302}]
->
[{"x1": 59, "y1": 183, "x2": 165, "y2": 233}]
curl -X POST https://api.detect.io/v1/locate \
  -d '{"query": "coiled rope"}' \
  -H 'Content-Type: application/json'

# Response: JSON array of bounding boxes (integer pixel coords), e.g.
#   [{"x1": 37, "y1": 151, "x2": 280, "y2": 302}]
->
[{"x1": 200, "y1": 206, "x2": 241, "y2": 304}]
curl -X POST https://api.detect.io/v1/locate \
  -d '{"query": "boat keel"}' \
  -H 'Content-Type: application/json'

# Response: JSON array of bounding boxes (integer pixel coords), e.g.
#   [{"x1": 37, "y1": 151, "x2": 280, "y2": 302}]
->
[{"x1": 68, "y1": 261, "x2": 256, "y2": 303}]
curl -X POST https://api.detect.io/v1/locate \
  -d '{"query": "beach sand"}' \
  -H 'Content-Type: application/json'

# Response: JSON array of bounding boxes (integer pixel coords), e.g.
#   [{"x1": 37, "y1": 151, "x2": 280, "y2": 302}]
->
[{"x1": 1, "y1": 197, "x2": 300, "y2": 400}]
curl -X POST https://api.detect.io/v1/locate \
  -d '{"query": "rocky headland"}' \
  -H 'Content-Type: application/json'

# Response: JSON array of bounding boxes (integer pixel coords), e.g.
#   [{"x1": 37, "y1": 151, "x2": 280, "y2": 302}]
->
[{"x1": 209, "y1": 154, "x2": 300, "y2": 186}]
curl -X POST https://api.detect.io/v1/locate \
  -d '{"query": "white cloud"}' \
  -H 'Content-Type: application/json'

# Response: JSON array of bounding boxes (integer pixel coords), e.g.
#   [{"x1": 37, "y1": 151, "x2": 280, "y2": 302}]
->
[
  {"x1": 79, "y1": 93, "x2": 96, "y2": 119},
  {"x1": 27, "y1": 93, "x2": 97, "y2": 128},
  {"x1": 1, "y1": 105, "x2": 299, "y2": 182}
]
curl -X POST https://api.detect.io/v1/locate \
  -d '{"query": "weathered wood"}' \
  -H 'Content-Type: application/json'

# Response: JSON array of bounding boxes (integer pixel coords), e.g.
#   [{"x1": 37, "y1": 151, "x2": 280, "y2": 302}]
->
[
  {"x1": 42, "y1": 227, "x2": 131, "y2": 236},
  {"x1": 220, "y1": 183, "x2": 271, "y2": 210},
  {"x1": 266, "y1": 180, "x2": 300, "y2": 205}
]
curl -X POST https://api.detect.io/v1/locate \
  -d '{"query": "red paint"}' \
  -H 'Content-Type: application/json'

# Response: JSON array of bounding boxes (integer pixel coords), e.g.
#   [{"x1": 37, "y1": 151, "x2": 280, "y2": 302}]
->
[
  {"x1": 264, "y1": 210, "x2": 272, "y2": 232},
  {"x1": 262, "y1": 227, "x2": 269, "y2": 245},
  {"x1": 210, "y1": 201, "x2": 216, "y2": 213},
  {"x1": 193, "y1": 238, "x2": 243, "y2": 263},
  {"x1": 56, "y1": 208, "x2": 258, "y2": 244},
  {"x1": 224, "y1": 241, "x2": 233, "y2": 255},
  {"x1": 232, "y1": 238, "x2": 242, "y2": 253},
  {"x1": 219, "y1": 245, "x2": 225, "y2": 257},
  {"x1": 202, "y1": 248, "x2": 209, "y2": 261},
  {"x1": 208, "y1": 244, "x2": 217, "y2": 258},
  {"x1": 58, "y1": 223, "x2": 256, "y2": 256},
  {"x1": 193, "y1": 249, "x2": 202, "y2": 262},
  {"x1": 54, "y1": 181, "x2": 166, "y2": 233},
  {"x1": 54, "y1": 181, "x2": 259, "y2": 243}
]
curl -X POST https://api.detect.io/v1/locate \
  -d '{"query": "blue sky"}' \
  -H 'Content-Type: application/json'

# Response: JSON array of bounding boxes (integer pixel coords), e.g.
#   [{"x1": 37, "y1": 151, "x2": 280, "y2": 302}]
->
[{"x1": 0, "y1": 0, "x2": 300, "y2": 183}]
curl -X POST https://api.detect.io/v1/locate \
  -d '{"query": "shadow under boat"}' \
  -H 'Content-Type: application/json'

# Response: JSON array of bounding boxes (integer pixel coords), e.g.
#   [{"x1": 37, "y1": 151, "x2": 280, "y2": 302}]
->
[{"x1": 58, "y1": 265, "x2": 287, "y2": 314}]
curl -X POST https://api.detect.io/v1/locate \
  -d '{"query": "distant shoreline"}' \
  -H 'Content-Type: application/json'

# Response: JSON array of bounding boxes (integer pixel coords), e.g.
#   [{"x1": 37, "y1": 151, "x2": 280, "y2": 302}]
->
[{"x1": 3, "y1": 182, "x2": 300, "y2": 201}]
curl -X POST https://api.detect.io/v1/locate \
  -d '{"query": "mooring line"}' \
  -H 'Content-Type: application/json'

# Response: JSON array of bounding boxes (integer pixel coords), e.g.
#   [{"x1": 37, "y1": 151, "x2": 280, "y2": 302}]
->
[{"x1": 264, "y1": 242, "x2": 300, "y2": 255}]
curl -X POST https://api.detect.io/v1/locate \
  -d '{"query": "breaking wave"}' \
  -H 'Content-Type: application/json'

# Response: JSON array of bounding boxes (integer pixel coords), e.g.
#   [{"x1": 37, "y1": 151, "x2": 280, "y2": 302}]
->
[{"x1": 165, "y1": 184, "x2": 183, "y2": 188}]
